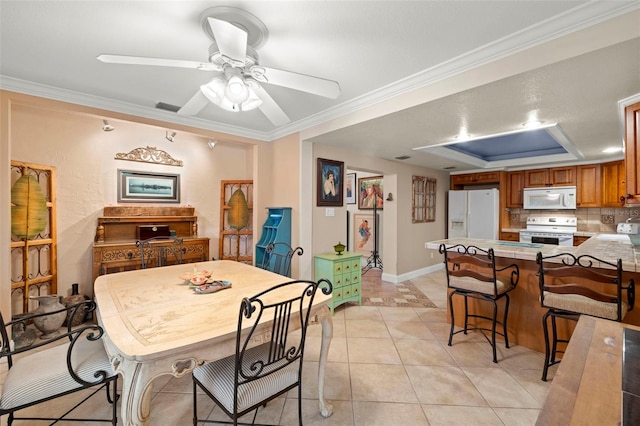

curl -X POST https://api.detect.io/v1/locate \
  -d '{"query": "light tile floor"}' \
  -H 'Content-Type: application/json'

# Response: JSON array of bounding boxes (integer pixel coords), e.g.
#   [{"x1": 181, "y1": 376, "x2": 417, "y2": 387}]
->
[{"x1": 1, "y1": 269, "x2": 555, "y2": 425}]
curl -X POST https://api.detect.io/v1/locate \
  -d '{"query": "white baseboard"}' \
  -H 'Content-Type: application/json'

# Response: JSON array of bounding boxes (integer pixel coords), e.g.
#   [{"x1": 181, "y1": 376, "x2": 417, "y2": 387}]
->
[{"x1": 380, "y1": 263, "x2": 444, "y2": 284}]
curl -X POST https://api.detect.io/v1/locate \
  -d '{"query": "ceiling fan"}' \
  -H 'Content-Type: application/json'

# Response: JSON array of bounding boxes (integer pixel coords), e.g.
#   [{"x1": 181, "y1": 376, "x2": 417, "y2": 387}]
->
[{"x1": 97, "y1": 7, "x2": 341, "y2": 126}]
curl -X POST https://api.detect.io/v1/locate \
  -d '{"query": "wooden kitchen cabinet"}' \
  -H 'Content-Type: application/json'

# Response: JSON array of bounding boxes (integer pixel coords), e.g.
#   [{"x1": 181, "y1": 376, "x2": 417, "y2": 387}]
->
[
  {"x1": 524, "y1": 166, "x2": 577, "y2": 187},
  {"x1": 450, "y1": 171, "x2": 501, "y2": 188},
  {"x1": 573, "y1": 236, "x2": 590, "y2": 246},
  {"x1": 623, "y1": 101, "x2": 640, "y2": 206},
  {"x1": 505, "y1": 171, "x2": 524, "y2": 208},
  {"x1": 576, "y1": 164, "x2": 600, "y2": 207},
  {"x1": 500, "y1": 231, "x2": 520, "y2": 242},
  {"x1": 601, "y1": 160, "x2": 626, "y2": 207}
]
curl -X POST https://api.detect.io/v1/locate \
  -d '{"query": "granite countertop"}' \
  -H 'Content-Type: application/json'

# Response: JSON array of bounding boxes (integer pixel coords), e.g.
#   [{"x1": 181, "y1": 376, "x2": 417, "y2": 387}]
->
[{"x1": 426, "y1": 234, "x2": 640, "y2": 272}]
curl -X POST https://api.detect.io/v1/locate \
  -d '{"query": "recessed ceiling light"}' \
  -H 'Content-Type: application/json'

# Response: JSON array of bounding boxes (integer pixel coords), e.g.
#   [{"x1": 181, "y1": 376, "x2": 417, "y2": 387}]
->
[
  {"x1": 602, "y1": 146, "x2": 623, "y2": 153},
  {"x1": 523, "y1": 120, "x2": 544, "y2": 128},
  {"x1": 455, "y1": 130, "x2": 471, "y2": 141}
]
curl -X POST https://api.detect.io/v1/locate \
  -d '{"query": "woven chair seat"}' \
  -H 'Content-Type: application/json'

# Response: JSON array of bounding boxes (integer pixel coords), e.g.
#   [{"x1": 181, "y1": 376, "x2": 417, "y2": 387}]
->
[
  {"x1": 543, "y1": 291, "x2": 629, "y2": 321},
  {"x1": 1, "y1": 337, "x2": 115, "y2": 410},
  {"x1": 450, "y1": 276, "x2": 512, "y2": 295}
]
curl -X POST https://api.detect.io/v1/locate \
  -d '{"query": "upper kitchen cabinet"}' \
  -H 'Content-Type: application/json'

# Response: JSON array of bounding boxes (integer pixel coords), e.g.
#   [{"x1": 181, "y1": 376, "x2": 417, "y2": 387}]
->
[
  {"x1": 505, "y1": 171, "x2": 524, "y2": 208},
  {"x1": 450, "y1": 171, "x2": 501, "y2": 189},
  {"x1": 601, "y1": 160, "x2": 626, "y2": 207},
  {"x1": 524, "y1": 166, "x2": 577, "y2": 188},
  {"x1": 576, "y1": 164, "x2": 600, "y2": 208},
  {"x1": 623, "y1": 101, "x2": 640, "y2": 206}
]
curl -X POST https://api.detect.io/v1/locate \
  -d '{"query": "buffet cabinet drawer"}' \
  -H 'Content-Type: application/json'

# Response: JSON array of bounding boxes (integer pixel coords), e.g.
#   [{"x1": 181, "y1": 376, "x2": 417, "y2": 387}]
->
[{"x1": 92, "y1": 237, "x2": 210, "y2": 282}]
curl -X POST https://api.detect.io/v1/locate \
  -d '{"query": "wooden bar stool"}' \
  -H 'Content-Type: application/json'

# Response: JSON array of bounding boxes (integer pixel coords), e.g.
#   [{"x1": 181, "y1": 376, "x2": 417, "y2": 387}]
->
[
  {"x1": 536, "y1": 252, "x2": 635, "y2": 381},
  {"x1": 439, "y1": 244, "x2": 520, "y2": 363}
]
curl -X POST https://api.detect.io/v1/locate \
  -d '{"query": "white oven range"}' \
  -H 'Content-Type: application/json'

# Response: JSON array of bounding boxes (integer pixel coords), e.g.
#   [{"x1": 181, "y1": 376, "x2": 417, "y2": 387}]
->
[{"x1": 519, "y1": 216, "x2": 577, "y2": 247}]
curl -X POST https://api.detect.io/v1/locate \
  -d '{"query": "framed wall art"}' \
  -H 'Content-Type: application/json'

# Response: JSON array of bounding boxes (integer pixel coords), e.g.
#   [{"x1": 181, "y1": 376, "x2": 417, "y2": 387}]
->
[
  {"x1": 317, "y1": 158, "x2": 344, "y2": 206},
  {"x1": 117, "y1": 169, "x2": 180, "y2": 203},
  {"x1": 345, "y1": 173, "x2": 356, "y2": 204},
  {"x1": 358, "y1": 175, "x2": 384, "y2": 209},
  {"x1": 354, "y1": 213, "x2": 375, "y2": 255}
]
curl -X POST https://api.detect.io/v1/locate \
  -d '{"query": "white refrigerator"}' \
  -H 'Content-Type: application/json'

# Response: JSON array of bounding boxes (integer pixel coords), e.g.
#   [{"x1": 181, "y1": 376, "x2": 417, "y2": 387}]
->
[{"x1": 448, "y1": 188, "x2": 499, "y2": 240}]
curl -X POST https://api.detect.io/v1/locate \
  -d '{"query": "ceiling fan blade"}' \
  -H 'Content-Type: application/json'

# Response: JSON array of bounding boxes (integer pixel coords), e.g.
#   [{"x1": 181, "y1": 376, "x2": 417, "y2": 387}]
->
[
  {"x1": 97, "y1": 54, "x2": 221, "y2": 71},
  {"x1": 251, "y1": 84, "x2": 290, "y2": 126},
  {"x1": 250, "y1": 66, "x2": 341, "y2": 99},
  {"x1": 207, "y1": 18, "x2": 247, "y2": 67},
  {"x1": 177, "y1": 91, "x2": 209, "y2": 116}
]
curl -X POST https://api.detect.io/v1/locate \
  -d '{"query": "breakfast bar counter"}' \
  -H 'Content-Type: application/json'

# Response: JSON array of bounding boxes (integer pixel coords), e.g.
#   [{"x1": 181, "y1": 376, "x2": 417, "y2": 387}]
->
[{"x1": 426, "y1": 235, "x2": 640, "y2": 353}]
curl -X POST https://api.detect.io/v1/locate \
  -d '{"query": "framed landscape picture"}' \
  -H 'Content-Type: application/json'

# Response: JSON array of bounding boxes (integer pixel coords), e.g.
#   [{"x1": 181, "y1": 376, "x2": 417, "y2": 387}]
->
[
  {"x1": 117, "y1": 169, "x2": 180, "y2": 203},
  {"x1": 317, "y1": 158, "x2": 344, "y2": 206},
  {"x1": 358, "y1": 175, "x2": 384, "y2": 210}
]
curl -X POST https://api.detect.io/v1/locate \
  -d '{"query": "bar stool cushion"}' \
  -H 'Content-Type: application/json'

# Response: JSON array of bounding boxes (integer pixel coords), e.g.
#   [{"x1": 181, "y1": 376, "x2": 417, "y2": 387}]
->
[
  {"x1": 450, "y1": 276, "x2": 511, "y2": 295},
  {"x1": 543, "y1": 291, "x2": 629, "y2": 321},
  {"x1": 1, "y1": 337, "x2": 115, "y2": 410}
]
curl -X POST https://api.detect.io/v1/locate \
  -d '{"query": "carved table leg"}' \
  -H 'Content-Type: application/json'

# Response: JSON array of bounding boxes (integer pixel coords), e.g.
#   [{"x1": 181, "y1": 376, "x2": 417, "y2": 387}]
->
[
  {"x1": 119, "y1": 361, "x2": 154, "y2": 426},
  {"x1": 317, "y1": 304, "x2": 334, "y2": 417}
]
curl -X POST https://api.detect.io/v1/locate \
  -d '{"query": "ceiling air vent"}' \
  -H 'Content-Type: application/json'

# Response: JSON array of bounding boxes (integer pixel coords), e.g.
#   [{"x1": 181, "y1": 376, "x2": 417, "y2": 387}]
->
[
  {"x1": 394, "y1": 155, "x2": 411, "y2": 160},
  {"x1": 443, "y1": 166, "x2": 456, "y2": 170},
  {"x1": 155, "y1": 102, "x2": 181, "y2": 113}
]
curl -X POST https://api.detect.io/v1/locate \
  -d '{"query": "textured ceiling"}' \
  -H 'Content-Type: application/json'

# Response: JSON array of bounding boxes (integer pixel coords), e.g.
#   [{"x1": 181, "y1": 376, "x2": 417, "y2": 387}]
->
[{"x1": 1, "y1": 1, "x2": 639, "y2": 171}]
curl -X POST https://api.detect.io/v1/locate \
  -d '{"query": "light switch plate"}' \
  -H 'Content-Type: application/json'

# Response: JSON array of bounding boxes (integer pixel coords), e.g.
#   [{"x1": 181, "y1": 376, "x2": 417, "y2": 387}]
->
[{"x1": 325, "y1": 208, "x2": 335, "y2": 217}]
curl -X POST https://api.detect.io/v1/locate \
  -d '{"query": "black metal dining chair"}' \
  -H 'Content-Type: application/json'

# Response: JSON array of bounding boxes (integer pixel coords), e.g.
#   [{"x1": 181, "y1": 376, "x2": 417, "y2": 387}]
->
[
  {"x1": 536, "y1": 252, "x2": 635, "y2": 381},
  {"x1": 136, "y1": 235, "x2": 184, "y2": 268},
  {"x1": 0, "y1": 300, "x2": 119, "y2": 424},
  {"x1": 192, "y1": 278, "x2": 332, "y2": 425},
  {"x1": 259, "y1": 242, "x2": 303, "y2": 277},
  {"x1": 440, "y1": 243, "x2": 520, "y2": 363}
]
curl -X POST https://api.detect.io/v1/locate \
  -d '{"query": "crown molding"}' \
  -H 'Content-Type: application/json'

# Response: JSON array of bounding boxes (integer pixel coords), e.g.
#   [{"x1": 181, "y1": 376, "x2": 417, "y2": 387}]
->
[
  {"x1": 2, "y1": 1, "x2": 638, "y2": 143},
  {"x1": 0, "y1": 76, "x2": 273, "y2": 141}
]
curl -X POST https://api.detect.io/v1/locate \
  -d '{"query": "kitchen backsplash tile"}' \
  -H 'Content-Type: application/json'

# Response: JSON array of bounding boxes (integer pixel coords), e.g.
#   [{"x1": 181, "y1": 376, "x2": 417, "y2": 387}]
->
[{"x1": 506, "y1": 207, "x2": 640, "y2": 232}]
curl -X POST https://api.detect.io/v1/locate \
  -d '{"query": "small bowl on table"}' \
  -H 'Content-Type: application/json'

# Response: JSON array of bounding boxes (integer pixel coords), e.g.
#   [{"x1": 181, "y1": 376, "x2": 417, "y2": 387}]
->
[{"x1": 190, "y1": 275, "x2": 208, "y2": 286}]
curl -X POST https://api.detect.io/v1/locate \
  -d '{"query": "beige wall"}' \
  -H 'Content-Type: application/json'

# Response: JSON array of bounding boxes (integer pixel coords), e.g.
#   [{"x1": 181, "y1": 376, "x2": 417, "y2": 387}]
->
[
  {"x1": 1, "y1": 90, "x2": 447, "y2": 320},
  {"x1": 3, "y1": 92, "x2": 259, "y2": 306},
  {"x1": 253, "y1": 133, "x2": 304, "y2": 277},
  {"x1": 310, "y1": 143, "x2": 449, "y2": 282}
]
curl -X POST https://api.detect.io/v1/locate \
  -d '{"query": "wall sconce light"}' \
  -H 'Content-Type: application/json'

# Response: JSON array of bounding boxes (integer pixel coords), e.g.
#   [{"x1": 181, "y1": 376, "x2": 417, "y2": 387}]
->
[
  {"x1": 386, "y1": 193, "x2": 393, "y2": 201},
  {"x1": 166, "y1": 131, "x2": 176, "y2": 142},
  {"x1": 207, "y1": 140, "x2": 217, "y2": 150},
  {"x1": 102, "y1": 120, "x2": 115, "y2": 132}
]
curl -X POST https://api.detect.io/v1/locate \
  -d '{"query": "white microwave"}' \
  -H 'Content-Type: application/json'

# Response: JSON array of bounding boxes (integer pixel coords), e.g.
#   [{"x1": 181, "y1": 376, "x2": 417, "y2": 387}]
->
[{"x1": 523, "y1": 186, "x2": 577, "y2": 210}]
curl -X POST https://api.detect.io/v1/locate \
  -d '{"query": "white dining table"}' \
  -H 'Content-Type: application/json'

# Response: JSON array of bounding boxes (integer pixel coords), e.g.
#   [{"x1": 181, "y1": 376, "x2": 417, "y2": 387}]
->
[{"x1": 94, "y1": 260, "x2": 334, "y2": 426}]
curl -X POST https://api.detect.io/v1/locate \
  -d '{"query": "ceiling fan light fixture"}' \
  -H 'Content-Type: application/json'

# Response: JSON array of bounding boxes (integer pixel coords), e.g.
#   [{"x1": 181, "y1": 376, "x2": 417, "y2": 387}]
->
[
  {"x1": 224, "y1": 75, "x2": 249, "y2": 103},
  {"x1": 241, "y1": 85, "x2": 262, "y2": 111},
  {"x1": 200, "y1": 77, "x2": 227, "y2": 104}
]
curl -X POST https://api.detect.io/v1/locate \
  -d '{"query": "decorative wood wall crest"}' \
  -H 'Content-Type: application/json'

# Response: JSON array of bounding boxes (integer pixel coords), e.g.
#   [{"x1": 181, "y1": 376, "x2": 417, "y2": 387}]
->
[{"x1": 114, "y1": 146, "x2": 183, "y2": 167}]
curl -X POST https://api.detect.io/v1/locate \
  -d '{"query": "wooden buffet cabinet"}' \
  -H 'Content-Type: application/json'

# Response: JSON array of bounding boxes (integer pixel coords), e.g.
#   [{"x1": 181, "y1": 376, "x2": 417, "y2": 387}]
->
[{"x1": 92, "y1": 206, "x2": 210, "y2": 283}]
